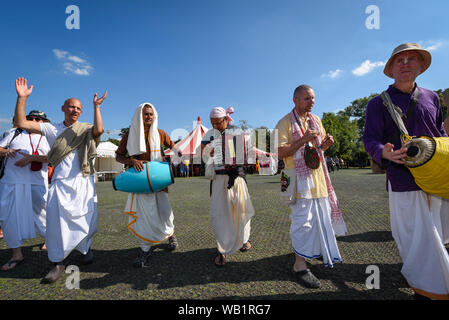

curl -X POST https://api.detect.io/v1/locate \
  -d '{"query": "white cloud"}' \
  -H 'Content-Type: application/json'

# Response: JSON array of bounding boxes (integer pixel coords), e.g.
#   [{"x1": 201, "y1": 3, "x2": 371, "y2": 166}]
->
[
  {"x1": 422, "y1": 41, "x2": 443, "y2": 52},
  {"x1": 352, "y1": 60, "x2": 385, "y2": 76},
  {"x1": 52, "y1": 49, "x2": 68, "y2": 59},
  {"x1": 52, "y1": 49, "x2": 93, "y2": 76},
  {"x1": 321, "y1": 69, "x2": 343, "y2": 79},
  {"x1": 0, "y1": 117, "x2": 11, "y2": 123}
]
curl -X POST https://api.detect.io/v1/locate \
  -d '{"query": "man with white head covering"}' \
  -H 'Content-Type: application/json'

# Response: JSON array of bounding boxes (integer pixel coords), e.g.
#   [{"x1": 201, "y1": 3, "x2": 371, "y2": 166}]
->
[
  {"x1": 201, "y1": 106, "x2": 255, "y2": 267},
  {"x1": 116, "y1": 102, "x2": 181, "y2": 268},
  {"x1": 364, "y1": 43, "x2": 449, "y2": 300},
  {"x1": 0, "y1": 110, "x2": 50, "y2": 271},
  {"x1": 13, "y1": 77, "x2": 107, "y2": 284}
]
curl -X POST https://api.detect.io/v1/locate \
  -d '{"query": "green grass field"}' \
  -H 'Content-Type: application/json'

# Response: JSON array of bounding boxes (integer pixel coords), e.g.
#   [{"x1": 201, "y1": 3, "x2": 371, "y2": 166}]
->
[{"x1": 0, "y1": 169, "x2": 415, "y2": 300}]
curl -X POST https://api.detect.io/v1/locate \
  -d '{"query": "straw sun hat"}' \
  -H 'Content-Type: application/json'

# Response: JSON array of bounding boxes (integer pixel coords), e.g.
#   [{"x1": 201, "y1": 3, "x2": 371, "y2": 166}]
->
[{"x1": 383, "y1": 42, "x2": 432, "y2": 78}]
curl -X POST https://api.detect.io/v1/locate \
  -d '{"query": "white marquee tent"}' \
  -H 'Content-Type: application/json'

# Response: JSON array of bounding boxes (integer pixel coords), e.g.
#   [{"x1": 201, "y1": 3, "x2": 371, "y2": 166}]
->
[{"x1": 94, "y1": 141, "x2": 124, "y2": 181}]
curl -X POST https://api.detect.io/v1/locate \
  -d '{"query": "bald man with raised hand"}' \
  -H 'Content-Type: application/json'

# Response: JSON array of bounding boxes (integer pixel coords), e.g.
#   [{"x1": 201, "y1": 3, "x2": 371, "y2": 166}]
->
[{"x1": 14, "y1": 77, "x2": 107, "y2": 284}]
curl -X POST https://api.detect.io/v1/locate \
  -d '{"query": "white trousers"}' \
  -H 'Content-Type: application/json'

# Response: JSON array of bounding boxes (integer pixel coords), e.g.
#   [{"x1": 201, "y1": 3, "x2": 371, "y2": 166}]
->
[
  {"x1": 124, "y1": 191, "x2": 175, "y2": 252},
  {"x1": 389, "y1": 184, "x2": 449, "y2": 299},
  {"x1": 0, "y1": 182, "x2": 47, "y2": 248},
  {"x1": 46, "y1": 175, "x2": 98, "y2": 262},
  {"x1": 289, "y1": 197, "x2": 342, "y2": 267},
  {"x1": 210, "y1": 175, "x2": 254, "y2": 255}
]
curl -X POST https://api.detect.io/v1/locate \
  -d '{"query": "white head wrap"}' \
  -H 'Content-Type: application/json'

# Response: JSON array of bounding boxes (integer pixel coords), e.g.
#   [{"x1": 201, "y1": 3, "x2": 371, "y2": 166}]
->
[
  {"x1": 209, "y1": 106, "x2": 234, "y2": 125},
  {"x1": 126, "y1": 102, "x2": 162, "y2": 161}
]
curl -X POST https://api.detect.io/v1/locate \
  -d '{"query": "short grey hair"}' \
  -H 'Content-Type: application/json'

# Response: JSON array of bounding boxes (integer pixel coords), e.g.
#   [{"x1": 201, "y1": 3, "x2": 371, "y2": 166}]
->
[{"x1": 293, "y1": 84, "x2": 313, "y2": 98}]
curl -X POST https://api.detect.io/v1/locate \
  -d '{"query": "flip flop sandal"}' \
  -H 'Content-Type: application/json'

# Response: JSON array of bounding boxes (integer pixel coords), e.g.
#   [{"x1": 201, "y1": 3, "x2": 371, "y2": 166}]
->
[
  {"x1": 214, "y1": 253, "x2": 226, "y2": 267},
  {"x1": 240, "y1": 241, "x2": 251, "y2": 252},
  {"x1": 1, "y1": 259, "x2": 24, "y2": 271}
]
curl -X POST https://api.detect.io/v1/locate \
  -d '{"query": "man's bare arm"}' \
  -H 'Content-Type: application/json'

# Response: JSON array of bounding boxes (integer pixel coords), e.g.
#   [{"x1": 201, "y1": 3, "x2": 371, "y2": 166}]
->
[{"x1": 92, "y1": 90, "x2": 107, "y2": 138}]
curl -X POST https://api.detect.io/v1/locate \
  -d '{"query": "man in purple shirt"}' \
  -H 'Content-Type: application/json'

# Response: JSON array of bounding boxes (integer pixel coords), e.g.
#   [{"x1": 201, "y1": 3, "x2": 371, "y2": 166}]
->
[{"x1": 363, "y1": 43, "x2": 449, "y2": 300}]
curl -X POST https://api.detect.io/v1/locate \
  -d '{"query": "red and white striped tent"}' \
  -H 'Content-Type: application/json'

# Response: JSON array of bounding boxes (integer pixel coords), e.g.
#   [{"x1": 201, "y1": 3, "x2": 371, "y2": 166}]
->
[{"x1": 164, "y1": 116, "x2": 208, "y2": 157}]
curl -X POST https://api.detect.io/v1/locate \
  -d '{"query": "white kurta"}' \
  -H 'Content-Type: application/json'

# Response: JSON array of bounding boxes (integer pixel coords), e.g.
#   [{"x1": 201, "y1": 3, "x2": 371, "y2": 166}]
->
[
  {"x1": 289, "y1": 197, "x2": 343, "y2": 268},
  {"x1": 40, "y1": 122, "x2": 98, "y2": 262},
  {"x1": 210, "y1": 175, "x2": 254, "y2": 256},
  {"x1": 124, "y1": 191, "x2": 174, "y2": 252},
  {"x1": 0, "y1": 130, "x2": 49, "y2": 248},
  {"x1": 388, "y1": 183, "x2": 449, "y2": 299}
]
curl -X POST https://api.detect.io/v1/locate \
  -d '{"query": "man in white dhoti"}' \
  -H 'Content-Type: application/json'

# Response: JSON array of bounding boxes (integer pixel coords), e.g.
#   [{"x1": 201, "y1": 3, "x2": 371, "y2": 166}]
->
[
  {"x1": 364, "y1": 43, "x2": 449, "y2": 300},
  {"x1": 276, "y1": 84, "x2": 346, "y2": 288},
  {"x1": 0, "y1": 110, "x2": 50, "y2": 271},
  {"x1": 201, "y1": 107, "x2": 255, "y2": 267},
  {"x1": 13, "y1": 77, "x2": 107, "y2": 284},
  {"x1": 116, "y1": 103, "x2": 181, "y2": 268}
]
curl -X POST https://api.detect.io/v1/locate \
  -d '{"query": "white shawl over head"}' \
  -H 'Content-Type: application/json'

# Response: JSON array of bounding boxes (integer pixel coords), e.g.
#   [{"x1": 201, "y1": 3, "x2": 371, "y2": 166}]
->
[{"x1": 126, "y1": 102, "x2": 162, "y2": 161}]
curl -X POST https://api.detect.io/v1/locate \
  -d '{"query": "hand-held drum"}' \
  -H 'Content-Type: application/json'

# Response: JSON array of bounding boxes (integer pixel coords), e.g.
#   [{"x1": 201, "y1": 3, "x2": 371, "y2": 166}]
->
[
  {"x1": 402, "y1": 135, "x2": 449, "y2": 199},
  {"x1": 112, "y1": 161, "x2": 174, "y2": 193}
]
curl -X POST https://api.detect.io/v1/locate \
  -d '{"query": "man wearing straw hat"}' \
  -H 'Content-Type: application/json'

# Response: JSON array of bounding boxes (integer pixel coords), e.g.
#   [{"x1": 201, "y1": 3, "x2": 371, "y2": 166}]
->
[
  {"x1": 363, "y1": 43, "x2": 449, "y2": 300},
  {"x1": 116, "y1": 103, "x2": 181, "y2": 268},
  {"x1": 13, "y1": 77, "x2": 107, "y2": 284}
]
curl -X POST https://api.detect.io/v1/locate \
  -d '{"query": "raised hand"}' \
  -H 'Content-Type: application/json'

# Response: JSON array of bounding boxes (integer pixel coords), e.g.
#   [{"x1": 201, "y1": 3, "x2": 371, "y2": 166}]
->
[
  {"x1": 93, "y1": 90, "x2": 107, "y2": 106},
  {"x1": 15, "y1": 77, "x2": 33, "y2": 97}
]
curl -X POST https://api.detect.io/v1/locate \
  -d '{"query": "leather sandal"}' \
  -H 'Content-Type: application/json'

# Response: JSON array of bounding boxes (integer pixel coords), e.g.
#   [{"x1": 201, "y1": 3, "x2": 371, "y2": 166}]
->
[
  {"x1": 240, "y1": 241, "x2": 251, "y2": 252},
  {"x1": 214, "y1": 253, "x2": 226, "y2": 267},
  {"x1": 1, "y1": 258, "x2": 24, "y2": 271}
]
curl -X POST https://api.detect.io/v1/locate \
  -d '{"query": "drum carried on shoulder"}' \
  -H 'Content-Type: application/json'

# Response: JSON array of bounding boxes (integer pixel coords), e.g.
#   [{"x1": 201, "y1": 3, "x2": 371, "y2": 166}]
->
[{"x1": 113, "y1": 161, "x2": 174, "y2": 193}]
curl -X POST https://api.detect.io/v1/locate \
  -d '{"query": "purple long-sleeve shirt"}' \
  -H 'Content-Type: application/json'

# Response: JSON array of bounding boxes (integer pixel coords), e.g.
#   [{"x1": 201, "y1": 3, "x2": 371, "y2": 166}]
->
[{"x1": 363, "y1": 84, "x2": 447, "y2": 192}]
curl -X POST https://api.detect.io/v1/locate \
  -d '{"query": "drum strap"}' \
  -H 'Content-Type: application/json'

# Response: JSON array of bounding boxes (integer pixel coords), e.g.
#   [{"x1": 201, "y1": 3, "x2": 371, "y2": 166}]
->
[
  {"x1": 145, "y1": 163, "x2": 154, "y2": 192},
  {"x1": 381, "y1": 88, "x2": 419, "y2": 141}
]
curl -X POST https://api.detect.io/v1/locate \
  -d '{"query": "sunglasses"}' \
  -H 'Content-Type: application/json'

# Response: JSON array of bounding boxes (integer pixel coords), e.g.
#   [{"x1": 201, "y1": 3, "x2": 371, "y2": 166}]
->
[{"x1": 27, "y1": 117, "x2": 43, "y2": 121}]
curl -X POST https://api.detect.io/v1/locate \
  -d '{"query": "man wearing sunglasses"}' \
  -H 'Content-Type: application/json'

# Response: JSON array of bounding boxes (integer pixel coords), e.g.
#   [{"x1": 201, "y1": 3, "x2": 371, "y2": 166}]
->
[
  {"x1": 0, "y1": 110, "x2": 50, "y2": 271},
  {"x1": 13, "y1": 77, "x2": 107, "y2": 284}
]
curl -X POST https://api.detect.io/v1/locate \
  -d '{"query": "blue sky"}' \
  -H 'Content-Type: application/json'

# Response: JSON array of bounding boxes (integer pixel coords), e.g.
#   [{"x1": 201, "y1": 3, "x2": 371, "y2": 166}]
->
[{"x1": 1, "y1": 0, "x2": 448, "y2": 141}]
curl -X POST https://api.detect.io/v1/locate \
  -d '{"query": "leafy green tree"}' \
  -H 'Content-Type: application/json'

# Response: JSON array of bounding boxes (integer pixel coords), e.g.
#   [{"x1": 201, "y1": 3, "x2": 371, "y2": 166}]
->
[
  {"x1": 435, "y1": 89, "x2": 448, "y2": 118},
  {"x1": 106, "y1": 138, "x2": 120, "y2": 146},
  {"x1": 321, "y1": 112, "x2": 358, "y2": 162},
  {"x1": 342, "y1": 93, "x2": 378, "y2": 138}
]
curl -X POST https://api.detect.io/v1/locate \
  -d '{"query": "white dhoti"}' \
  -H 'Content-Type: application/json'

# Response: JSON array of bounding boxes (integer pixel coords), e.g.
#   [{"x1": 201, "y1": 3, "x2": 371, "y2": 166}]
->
[
  {"x1": 289, "y1": 197, "x2": 342, "y2": 267},
  {"x1": 0, "y1": 183, "x2": 47, "y2": 248},
  {"x1": 210, "y1": 175, "x2": 254, "y2": 256},
  {"x1": 389, "y1": 184, "x2": 449, "y2": 299},
  {"x1": 46, "y1": 175, "x2": 98, "y2": 262},
  {"x1": 124, "y1": 191, "x2": 175, "y2": 252}
]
